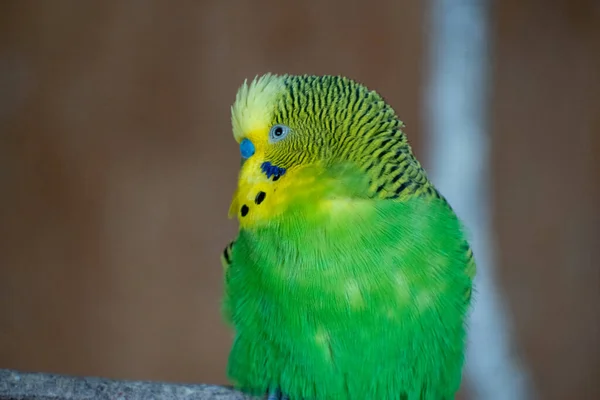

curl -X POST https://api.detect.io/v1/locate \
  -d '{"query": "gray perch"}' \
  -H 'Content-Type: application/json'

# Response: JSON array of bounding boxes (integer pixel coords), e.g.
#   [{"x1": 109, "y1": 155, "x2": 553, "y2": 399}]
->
[{"x1": 0, "y1": 369, "x2": 256, "y2": 400}]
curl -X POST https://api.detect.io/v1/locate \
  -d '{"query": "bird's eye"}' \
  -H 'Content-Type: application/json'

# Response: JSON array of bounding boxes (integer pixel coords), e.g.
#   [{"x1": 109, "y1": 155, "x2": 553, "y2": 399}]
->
[{"x1": 269, "y1": 124, "x2": 290, "y2": 143}]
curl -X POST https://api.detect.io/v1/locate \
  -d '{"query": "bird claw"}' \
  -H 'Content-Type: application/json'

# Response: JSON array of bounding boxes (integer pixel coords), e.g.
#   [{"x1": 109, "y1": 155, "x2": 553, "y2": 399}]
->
[{"x1": 266, "y1": 388, "x2": 290, "y2": 400}]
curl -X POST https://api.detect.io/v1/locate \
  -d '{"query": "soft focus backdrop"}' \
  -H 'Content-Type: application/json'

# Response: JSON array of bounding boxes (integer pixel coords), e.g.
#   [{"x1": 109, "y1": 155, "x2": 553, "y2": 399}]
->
[{"x1": 0, "y1": 1, "x2": 598, "y2": 400}]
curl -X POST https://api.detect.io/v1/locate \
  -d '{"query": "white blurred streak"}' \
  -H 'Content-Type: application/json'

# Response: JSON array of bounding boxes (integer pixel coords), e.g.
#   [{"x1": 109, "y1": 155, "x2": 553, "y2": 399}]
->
[{"x1": 424, "y1": 1, "x2": 534, "y2": 399}]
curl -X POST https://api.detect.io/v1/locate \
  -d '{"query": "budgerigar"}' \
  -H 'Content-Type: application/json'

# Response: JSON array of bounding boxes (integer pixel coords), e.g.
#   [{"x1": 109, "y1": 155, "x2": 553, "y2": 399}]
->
[{"x1": 220, "y1": 74, "x2": 476, "y2": 400}]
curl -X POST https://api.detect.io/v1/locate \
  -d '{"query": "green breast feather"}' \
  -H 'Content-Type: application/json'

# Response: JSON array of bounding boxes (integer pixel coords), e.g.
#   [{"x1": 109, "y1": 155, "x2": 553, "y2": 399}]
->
[{"x1": 221, "y1": 74, "x2": 475, "y2": 400}]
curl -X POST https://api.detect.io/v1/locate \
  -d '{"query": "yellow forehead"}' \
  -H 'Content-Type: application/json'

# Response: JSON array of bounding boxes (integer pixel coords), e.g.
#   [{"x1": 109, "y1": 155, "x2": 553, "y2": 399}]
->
[{"x1": 231, "y1": 73, "x2": 286, "y2": 145}]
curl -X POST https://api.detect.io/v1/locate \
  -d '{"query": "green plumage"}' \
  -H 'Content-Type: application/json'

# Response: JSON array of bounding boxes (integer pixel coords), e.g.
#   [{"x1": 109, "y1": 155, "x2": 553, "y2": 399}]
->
[{"x1": 222, "y1": 75, "x2": 475, "y2": 400}]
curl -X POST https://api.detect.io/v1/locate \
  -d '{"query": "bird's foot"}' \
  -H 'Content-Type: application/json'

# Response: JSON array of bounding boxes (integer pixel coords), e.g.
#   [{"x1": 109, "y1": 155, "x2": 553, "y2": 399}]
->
[{"x1": 266, "y1": 388, "x2": 290, "y2": 400}]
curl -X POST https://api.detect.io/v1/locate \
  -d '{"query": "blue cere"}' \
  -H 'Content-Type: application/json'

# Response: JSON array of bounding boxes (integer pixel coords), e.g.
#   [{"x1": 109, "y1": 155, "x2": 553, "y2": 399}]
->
[{"x1": 240, "y1": 138, "x2": 255, "y2": 159}]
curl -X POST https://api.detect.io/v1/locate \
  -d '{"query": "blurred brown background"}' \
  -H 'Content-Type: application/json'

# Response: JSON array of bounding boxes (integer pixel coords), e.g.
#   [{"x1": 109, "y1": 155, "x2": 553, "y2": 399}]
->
[{"x1": 0, "y1": 1, "x2": 598, "y2": 399}]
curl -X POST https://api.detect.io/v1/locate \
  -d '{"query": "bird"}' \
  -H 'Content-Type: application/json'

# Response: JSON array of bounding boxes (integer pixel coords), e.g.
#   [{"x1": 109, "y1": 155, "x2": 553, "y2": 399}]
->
[{"x1": 220, "y1": 74, "x2": 475, "y2": 400}]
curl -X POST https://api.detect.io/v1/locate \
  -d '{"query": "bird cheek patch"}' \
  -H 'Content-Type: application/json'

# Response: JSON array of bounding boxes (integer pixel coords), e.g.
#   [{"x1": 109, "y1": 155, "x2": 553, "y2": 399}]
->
[{"x1": 260, "y1": 161, "x2": 287, "y2": 181}]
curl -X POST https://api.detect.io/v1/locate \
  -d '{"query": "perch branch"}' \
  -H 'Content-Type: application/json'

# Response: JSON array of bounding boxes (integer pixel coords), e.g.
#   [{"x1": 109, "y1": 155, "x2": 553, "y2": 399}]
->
[{"x1": 0, "y1": 369, "x2": 254, "y2": 400}]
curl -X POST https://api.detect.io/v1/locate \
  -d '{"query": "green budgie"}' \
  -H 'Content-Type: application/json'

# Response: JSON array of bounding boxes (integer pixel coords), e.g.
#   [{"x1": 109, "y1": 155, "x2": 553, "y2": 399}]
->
[{"x1": 221, "y1": 74, "x2": 476, "y2": 400}]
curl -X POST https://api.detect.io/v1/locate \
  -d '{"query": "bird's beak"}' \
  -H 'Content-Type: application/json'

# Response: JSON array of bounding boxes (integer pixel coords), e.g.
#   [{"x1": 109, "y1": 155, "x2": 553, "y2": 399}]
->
[{"x1": 228, "y1": 187, "x2": 239, "y2": 219}]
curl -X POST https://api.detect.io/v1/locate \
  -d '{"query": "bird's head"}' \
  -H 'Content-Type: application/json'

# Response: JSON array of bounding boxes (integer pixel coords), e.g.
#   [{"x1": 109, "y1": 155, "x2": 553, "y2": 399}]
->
[{"x1": 229, "y1": 73, "x2": 412, "y2": 228}]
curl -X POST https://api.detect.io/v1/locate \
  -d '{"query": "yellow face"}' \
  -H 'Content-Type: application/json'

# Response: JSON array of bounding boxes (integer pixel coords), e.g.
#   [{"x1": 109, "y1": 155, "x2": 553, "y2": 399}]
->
[{"x1": 229, "y1": 74, "x2": 292, "y2": 229}]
